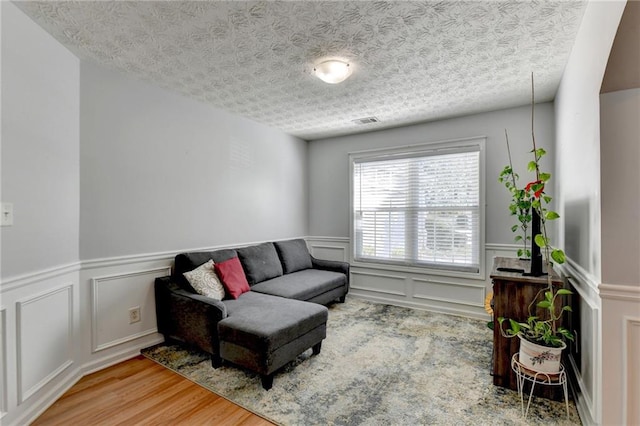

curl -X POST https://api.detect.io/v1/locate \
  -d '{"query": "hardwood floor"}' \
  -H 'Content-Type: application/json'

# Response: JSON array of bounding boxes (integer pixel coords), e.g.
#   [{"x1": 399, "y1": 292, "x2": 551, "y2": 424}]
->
[{"x1": 32, "y1": 356, "x2": 274, "y2": 426}]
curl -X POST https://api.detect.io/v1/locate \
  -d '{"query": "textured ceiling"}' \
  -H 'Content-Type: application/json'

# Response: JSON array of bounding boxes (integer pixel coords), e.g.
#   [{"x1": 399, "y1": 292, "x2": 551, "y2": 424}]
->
[{"x1": 16, "y1": 1, "x2": 587, "y2": 140}]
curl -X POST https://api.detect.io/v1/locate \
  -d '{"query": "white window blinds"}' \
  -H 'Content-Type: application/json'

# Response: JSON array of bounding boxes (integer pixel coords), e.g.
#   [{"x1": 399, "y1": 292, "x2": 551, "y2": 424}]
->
[{"x1": 352, "y1": 142, "x2": 482, "y2": 273}]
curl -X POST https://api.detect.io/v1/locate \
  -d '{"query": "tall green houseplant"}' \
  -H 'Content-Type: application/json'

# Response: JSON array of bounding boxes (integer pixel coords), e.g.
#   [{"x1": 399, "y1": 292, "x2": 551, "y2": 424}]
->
[{"x1": 498, "y1": 74, "x2": 573, "y2": 352}]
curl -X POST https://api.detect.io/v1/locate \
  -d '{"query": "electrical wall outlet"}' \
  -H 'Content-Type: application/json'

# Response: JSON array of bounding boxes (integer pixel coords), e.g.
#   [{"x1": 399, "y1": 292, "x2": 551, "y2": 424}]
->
[
  {"x1": 1, "y1": 203, "x2": 13, "y2": 226},
  {"x1": 128, "y1": 306, "x2": 141, "y2": 324}
]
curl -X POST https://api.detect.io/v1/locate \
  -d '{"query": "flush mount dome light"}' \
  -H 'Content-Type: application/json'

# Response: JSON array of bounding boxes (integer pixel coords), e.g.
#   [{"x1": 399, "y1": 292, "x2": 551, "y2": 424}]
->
[{"x1": 313, "y1": 59, "x2": 352, "y2": 84}]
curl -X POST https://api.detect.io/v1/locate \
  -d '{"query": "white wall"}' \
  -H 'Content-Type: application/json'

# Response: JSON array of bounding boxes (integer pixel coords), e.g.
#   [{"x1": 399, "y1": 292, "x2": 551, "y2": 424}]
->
[
  {"x1": 1, "y1": 2, "x2": 81, "y2": 424},
  {"x1": 600, "y1": 88, "x2": 640, "y2": 286},
  {"x1": 554, "y1": 1, "x2": 628, "y2": 424},
  {"x1": 80, "y1": 62, "x2": 308, "y2": 259},
  {"x1": 1, "y1": 2, "x2": 80, "y2": 279}
]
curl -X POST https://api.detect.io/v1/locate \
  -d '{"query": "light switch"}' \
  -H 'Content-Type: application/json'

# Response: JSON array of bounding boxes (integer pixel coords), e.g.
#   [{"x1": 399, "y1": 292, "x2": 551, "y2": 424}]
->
[{"x1": 1, "y1": 203, "x2": 14, "y2": 226}]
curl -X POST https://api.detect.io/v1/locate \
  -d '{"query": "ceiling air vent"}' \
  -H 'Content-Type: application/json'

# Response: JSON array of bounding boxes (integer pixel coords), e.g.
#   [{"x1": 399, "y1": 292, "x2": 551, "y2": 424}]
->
[{"x1": 352, "y1": 116, "x2": 380, "y2": 125}]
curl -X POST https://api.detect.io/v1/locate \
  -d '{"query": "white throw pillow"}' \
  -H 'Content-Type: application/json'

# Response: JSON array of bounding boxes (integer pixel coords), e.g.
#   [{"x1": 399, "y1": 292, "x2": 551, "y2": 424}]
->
[{"x1": 183, "y1": 259, "x2": 225, "y2": 301}]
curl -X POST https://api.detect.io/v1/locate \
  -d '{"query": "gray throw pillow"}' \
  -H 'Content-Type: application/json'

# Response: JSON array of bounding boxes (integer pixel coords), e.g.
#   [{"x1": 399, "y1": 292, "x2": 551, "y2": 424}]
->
[
  {"x1": 274, "y1": 239, "x2": 312, "y2": 274},
  {"x1": 237, "y1": 242, "x2": 283, "y2": 285}
]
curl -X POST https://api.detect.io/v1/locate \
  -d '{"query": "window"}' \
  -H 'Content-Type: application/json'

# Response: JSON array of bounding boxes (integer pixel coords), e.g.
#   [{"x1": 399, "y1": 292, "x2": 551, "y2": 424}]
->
[{"x1": 350, "y1": 138, "x2": 484, "y2": 274}]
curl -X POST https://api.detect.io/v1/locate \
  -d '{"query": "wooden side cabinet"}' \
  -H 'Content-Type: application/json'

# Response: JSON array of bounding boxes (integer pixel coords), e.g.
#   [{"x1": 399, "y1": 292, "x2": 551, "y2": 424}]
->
[{"x1": 490, "y1": 257, "x2": 565, "y2": 400}]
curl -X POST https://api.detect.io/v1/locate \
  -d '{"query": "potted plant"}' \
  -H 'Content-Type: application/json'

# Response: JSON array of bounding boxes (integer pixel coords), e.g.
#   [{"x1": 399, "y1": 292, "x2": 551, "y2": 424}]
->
[
  {"x1": 497, "y1": 74, "x2": 574, "y2": 373},
  {"x1": 498, "y1": 289, "x2": 573, "y2": 373}
]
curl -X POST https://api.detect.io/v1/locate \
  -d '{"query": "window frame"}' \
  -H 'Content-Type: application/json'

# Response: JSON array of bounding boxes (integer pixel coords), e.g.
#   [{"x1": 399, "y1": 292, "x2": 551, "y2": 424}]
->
[{"x1": 348, "y1": 136, "x2": 486, "y2": 279}]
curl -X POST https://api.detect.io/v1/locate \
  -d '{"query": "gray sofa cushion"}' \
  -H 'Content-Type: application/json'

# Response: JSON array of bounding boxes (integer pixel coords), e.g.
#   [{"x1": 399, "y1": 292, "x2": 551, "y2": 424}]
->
[
  {"x1": 274, "y1": 239, "x2": 313, "y2": 274},
  {"x1": 237, "y1": 242, "x2": 283, "y2": 285},
  {"x1": 174, "y1": 249, "x2": 238, "y2": 275},
  {"x1": 173, "y1": 249, "x2": 238, "y2": 292},
  {"x1": 250, "y1": 269, "x2": 346, "y2": 301},
  {"x1": 219, "y1": 292, "x2": 328, "y2": 352}
]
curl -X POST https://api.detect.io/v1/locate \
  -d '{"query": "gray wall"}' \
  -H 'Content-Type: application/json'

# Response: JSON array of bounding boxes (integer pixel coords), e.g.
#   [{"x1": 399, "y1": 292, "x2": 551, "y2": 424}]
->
[
  {"x1": 600, "y1": 88, "x2": 640, "y2": 285},
  {"x1": 554, "y1": 2, "x2": 628, "y2": 424},
  {"x1": 79, "y1": 62, "x2": 308, "y2": 259},
  {"x1": 1, "y1": 2, "x2": 80, "y2": 278},
  {"x1": 307, "y1": 103, "x2": 556, "y2": 246}
]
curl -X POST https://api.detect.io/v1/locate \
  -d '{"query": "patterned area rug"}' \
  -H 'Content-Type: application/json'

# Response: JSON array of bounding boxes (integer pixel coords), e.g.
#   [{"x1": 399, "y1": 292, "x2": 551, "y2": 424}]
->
[{"x1": 142, "y1": 298, "x2": 580, "y2": 425}]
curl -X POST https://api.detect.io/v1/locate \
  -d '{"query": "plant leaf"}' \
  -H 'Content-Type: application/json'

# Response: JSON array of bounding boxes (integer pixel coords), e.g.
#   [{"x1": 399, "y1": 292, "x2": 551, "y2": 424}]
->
[
  {"x1": 535, "y1": 148, "x2": 546, "y2": 158},
  {"x1": 537, "y1": 301, "x2": 551, "y2": 309},
  {"x1": 551, "y1": 249, "x2": 566, "y2": 264},
  {"x1": 527, "y1": 161, "x2": 537, "y2": 172},
  {"x1": 546, "y1": 211, "x2": 560, "y2": 220},
  {"x1": 534, "y1": 234, "x2": 547, "y2": 248}
]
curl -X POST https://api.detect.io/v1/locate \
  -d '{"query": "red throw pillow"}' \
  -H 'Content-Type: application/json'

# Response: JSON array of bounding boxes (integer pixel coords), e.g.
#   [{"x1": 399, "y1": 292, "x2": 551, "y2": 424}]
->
[{"x1": 214, "y1": 257, "x2": 250, "y2": 299}]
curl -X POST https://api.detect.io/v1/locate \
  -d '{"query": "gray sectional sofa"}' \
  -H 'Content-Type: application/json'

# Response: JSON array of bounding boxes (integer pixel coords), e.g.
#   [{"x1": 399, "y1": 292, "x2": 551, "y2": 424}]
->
[{"x1": 154, "y1": 238, "x2": 349, "y2": 389}]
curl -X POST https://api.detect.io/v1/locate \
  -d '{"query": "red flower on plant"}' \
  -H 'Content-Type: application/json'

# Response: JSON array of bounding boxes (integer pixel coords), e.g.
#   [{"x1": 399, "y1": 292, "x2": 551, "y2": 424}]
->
[{"x1": 526, "y1": 180, "x2": 544, "y2": 198}]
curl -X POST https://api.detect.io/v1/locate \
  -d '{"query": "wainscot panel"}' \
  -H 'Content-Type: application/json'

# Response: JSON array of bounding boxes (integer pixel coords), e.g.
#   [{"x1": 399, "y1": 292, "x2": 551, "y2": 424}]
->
[
  {"x1": 91, "y1": 267, "x2": 171, "y2": 352},
  {"x1": 625, "y1": 317, "x2": 640, "y2": 425},
  {"x1": 17, "y1": 284, "x2": 73, "y2": 404},
  {"x1": 0, "y1": 308, "x2": 6, "y2": 419},
  {"x1": 412, "y1": 277, "x2": 485, "y2": 308},
  {"x1": 307, "y1": 238, "x2": 349, "y2": 262},
  {"x1": 351, "y1": 270, "x2": 407, "y2": 297},
  {"x1": 599, "y1": 282, "x2": 640, "y2": 426}
]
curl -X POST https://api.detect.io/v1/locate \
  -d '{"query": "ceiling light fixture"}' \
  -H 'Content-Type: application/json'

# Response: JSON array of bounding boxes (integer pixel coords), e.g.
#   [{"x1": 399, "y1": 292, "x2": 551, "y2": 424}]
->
[{"x1": 313, "y1": 59, "x2": 352, "y2": 84}]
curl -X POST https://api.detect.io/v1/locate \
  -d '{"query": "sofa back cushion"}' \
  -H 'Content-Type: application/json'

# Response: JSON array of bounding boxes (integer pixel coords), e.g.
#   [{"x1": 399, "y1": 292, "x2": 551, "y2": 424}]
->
[
  {"x1": 214, "y1": 256, "x2": 251, "y2": 299},
  {"x1": 274, "y1": 239, "x2": 313, "y2": 274},
  {"x1": 173, "y1": 249, "x2": 238, "y2": 292},
  {"x1": 236, "y1": 242, "x2": 283, "y2": 285}
]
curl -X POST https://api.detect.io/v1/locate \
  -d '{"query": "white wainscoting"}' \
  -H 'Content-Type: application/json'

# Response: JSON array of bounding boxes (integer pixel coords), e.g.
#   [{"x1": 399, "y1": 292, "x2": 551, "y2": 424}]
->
[
  {"x1": 351, "y1": 270, "x2": 407, "y2": 297},
  {"x1": 0, "y1": 268, "x2": 81, "y2": 426},
  {"x1": 2, "y1": 237, "x2": 616, "y2": 426},
  {"x1": 624, "y1": 316, "x2": 640, "y2": 425},
  {"x1": 16, "y1": 285, "x2": 74, "y2": 405},
  {"x1": 307, "y1": 237, "x2": 516, "y2": 320},
  {"x1": 0, "y1": 307, "x2": 7, "y2": 419},
  {"x1": 560, "y1": 259, "x2": 601, "y2": 426},
  {"x1": 310, "y1": 242, "x2": 348, "y2": 263},
  {"x1": 599, "y1": 282, "x2": 640, "y2": 426},
  {"x1": 91, "y1": 267, "x2": 171, "y2": 352}
]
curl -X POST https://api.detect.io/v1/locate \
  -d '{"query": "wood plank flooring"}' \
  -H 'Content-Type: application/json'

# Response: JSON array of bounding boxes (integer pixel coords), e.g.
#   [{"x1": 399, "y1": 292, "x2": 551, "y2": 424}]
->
[{"x1": 32, "y1": 355, "x2": 274, "y2": 426}]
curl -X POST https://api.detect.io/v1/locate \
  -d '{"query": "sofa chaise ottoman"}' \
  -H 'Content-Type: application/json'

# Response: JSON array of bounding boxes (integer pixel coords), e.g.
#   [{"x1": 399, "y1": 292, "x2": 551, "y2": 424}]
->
[
  {"x1": 154, "y1": 238, "x2": 349, "y2": 389},
  {"x1": 217, "y1": 291, "x2": 327, "y2": 389}
]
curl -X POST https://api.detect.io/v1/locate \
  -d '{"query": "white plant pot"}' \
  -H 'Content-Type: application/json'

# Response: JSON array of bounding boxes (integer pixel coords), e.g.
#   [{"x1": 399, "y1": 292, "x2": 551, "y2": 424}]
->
[{"x1": 518, "y1": 334, "x2": 566, "y2": 373}]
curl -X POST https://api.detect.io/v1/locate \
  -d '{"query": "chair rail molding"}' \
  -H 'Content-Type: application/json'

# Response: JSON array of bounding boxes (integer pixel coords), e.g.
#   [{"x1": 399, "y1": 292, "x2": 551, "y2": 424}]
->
[{"x1": 0, "y1": 262, "x2": 81, "y2": 293}]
